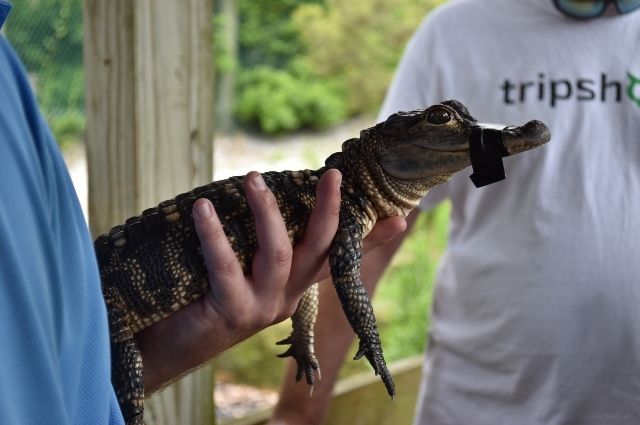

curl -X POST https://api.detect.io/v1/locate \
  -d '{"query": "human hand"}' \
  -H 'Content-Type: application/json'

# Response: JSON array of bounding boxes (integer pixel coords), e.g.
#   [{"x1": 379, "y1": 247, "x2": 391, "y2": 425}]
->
[
  {"x1": 192, "y1": 170, "x2": 406, "y2": 336},
  {"x1": 192, "y1": 169, "x2": 343, "y2": 338}
]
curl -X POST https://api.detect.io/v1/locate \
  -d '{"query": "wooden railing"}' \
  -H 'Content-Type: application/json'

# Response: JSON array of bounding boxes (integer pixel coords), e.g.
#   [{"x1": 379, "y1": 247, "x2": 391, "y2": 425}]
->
[{"x1": 225, "y1": 355, "x2": 423, "y2": 425}]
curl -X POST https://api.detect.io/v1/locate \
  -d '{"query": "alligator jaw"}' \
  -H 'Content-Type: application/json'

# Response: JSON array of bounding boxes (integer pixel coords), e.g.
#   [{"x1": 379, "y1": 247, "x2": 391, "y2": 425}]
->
[
  {"x1": 486, "y1": 120, "x2": 551, "y2": 155},
  {"x1": 465, "y1": 120, "x2": 550, "y2": 188}
]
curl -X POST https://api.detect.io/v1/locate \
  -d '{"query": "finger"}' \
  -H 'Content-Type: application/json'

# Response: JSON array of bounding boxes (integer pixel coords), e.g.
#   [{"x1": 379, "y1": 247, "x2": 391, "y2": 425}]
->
[
  {"x1": 192, "y1": 198, "x2": 244, "y2": 301},
  {"x1": 363, "y1": 216, "x2": 407, "y2": 253},
  {"x1": 287, "y1": 169, "x2": 342, "y2": 297},
  {"x1": 244, "y1": 172, "x2": 293, "y2": 292},
  {"x1": 309, "y1": 206, "x2": 408, "y2": 284}
]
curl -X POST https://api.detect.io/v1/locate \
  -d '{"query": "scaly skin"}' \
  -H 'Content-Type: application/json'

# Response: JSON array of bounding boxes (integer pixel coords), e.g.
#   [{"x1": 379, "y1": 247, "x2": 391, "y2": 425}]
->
[{"x1": 95, "y1": 100, "x2": 550, "y2": 424}]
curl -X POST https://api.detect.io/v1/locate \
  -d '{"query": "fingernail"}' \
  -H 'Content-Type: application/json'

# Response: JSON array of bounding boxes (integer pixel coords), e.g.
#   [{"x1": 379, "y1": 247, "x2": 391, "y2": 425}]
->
[
  {"x1": 251, "y1": 173, "x2": 267, "y2": 190},
  {"x1": 194, "y1": 199, "x2": 213, "y2": 219}
]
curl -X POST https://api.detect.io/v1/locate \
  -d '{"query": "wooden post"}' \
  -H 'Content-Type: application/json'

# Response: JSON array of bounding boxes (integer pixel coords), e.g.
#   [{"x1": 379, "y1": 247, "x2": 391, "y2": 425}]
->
[
  {"x1": 83, "y1": 0, "x2": 215, "y2": 424},
  {"x1": 214, "y1": 0, "x2": 238, "y2": 134}
]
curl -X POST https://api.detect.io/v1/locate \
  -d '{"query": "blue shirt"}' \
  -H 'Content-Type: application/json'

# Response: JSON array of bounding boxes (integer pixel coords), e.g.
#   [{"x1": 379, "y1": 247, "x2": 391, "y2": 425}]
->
[{"x1": 0, "y1": 5, "x2": 124, "y2": 424}]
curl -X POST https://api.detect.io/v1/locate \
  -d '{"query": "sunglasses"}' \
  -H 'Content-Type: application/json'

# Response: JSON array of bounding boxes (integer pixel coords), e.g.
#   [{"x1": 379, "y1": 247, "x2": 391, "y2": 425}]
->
[{"x1": 553, "y1": 0, "x2": 640, "y2": 19}]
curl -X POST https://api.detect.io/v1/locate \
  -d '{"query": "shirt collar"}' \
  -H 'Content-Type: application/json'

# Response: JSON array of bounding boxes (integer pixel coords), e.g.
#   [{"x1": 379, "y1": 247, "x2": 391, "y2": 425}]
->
[{"x1": 0, "y1": 1, "x2": 11, "y2": 31}]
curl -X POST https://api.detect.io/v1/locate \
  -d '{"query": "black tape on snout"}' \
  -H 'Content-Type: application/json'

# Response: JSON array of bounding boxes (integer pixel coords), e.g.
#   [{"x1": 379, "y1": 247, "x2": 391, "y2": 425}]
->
[{"x1": 469, "y1": 127, "x2": 510, "y2": 188}]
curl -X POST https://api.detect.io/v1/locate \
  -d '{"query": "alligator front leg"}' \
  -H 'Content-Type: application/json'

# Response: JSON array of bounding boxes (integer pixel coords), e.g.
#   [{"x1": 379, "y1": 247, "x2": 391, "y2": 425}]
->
[
  {"x1": 329, "y1": 210, "x2": 395, "y2": 398},
  {"x1": 277, "y1": 283, "x2": 320, "y2": 388}
]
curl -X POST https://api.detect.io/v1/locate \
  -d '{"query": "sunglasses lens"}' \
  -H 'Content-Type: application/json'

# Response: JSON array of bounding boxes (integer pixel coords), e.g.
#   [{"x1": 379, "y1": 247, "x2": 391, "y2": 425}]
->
[
  {"x1": 555, "y1": 0, "x2": 606, "y2": 18},
  {"x1": 616, "y1": 0, "x2": 640, "y2": 13}
]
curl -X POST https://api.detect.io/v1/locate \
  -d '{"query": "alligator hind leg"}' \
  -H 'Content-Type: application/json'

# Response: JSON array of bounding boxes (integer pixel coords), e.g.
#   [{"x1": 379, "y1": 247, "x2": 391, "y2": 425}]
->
[
  {"x1": 277, "y1": 283, "x2": 320, "y2": 389},
  {"x1": 329, "y1": 211, "x2": 396, "y2": 398},
  {"x1": 105, "y1": 288, "x2": 145, "y2": 425}
]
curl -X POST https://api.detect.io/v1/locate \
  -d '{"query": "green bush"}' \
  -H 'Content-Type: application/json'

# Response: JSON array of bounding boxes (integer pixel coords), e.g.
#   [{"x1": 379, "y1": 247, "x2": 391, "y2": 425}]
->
[
  {"x1": 38, "y1": 65, "x2": 85, "y2": 114},
  {"x1": 7, "y1": 0, "x2": 85, "y2": 146},
  {"x1": 219, "y1": 0, "x2": 447, "y2": 134},
  {"x1": 294, "y1": 0, "x2": 446, "y2": 115},
  {"x1": 237, "y1": 0, "x2": 320, "y2": 69},
  {"x1": 234, "y1": 64, "x2": 347, "y2": 134},
  {"x1": 222, "y1": 0, "x2": 344, "y2": 134},
  {"x1": 48, "y1": 110, "x2": 85, "y2": 148}
]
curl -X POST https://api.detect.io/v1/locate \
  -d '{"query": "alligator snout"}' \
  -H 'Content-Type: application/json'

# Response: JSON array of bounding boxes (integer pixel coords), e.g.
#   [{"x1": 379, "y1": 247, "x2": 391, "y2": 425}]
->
[
  {"x1": 502, "y1": 120, "x2": 551, "y2": 155},
  {"x1": 521, "y1": 120, "x2": 551, "y2": 144}
]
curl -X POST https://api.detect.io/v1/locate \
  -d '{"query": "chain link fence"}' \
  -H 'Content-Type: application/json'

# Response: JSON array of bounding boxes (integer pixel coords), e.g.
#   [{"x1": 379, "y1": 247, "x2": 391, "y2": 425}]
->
[{"x1": 5, "y1": 0, "x2": 85, "y2": 147}]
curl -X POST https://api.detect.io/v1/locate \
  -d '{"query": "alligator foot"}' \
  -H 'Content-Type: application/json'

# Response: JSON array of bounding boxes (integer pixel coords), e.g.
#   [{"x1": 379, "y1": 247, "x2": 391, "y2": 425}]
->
[
  {"x1": 277, "y1": 283, "x2": 320, "y2": 390},
  {"x1": 276, "y1": 335, "x2": 321, "y2": 388},
  {"x1": 354, "y1": 340, "x2": 396, "y2": 398}
]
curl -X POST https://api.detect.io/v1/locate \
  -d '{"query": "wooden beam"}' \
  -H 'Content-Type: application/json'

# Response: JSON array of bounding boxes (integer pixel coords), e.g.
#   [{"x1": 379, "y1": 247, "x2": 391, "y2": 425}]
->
[
  {"x1": 83, "y1": 0, "x2": 215, "y2": 424},
  {"x1": 84, "y1": 0, "x2": 214, "y2": 236}
]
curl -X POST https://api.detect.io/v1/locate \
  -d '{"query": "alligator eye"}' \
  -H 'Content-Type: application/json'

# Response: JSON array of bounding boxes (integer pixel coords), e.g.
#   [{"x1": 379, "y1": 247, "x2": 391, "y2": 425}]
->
[{"x1": 426, "y1": 108, "x2": 451, "y2": 125}]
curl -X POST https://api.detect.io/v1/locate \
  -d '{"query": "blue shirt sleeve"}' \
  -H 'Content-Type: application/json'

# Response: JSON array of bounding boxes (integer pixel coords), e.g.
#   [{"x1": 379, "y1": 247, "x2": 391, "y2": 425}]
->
[
  {"x1": 0, "y1": 1, "x2": 10, "y2": 30},
  {"x1": 0, "y1": 35, "x2": 124, "y2": 425}
]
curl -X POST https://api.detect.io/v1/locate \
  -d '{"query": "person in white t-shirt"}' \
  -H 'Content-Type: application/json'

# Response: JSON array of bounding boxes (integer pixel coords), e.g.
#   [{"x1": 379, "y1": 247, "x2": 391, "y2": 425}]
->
[{"x1": 269, "y1": 1, "x2": 640, "y2": 424}]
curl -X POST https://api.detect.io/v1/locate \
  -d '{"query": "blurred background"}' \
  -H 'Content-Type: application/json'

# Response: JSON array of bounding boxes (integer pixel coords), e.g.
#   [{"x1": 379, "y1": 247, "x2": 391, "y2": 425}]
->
[{"x1": 7, "y1": 0, "x2": 449, "y2": 423}]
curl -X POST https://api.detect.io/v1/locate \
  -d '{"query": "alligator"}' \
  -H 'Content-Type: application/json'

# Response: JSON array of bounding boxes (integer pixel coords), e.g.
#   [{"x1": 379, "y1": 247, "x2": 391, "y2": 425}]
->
[{"x1": 94, "y1": 100, "x2": 550, "y2": 424}]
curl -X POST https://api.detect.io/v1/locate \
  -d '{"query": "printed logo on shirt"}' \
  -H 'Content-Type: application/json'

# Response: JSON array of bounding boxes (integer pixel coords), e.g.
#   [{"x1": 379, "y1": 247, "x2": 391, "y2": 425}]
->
[
  {"x1": 628, "y1": 71, "x2": 640, "y2": 107},
  {"x1": 500, "y1": 71, "x2": 640, "y2": 108}
]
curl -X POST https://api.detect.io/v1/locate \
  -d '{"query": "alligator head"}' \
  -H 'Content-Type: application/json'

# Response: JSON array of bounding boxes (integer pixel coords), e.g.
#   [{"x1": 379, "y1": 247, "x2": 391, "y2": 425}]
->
[
  {"x1": 376, "y1": 99, "x2": 550, "y2": 181},
  {"x1": 343, "y1": 99, "x2": 551, "y2": 217}
]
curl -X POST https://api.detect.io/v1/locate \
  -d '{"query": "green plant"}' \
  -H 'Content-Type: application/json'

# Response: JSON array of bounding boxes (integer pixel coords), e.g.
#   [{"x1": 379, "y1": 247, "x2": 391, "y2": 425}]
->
[
  {"x1": 294, "y1": 0, "x2": 446, "y2": 114},
  {"x1": 6, "y1": 0, "x2": 85, "y2": 146},
  {"x1": 222, "y1": 0, "x2": 447, "y2": 134},
  {"x1": 237, "y1": 0, "x2": 320, "y2": 69},
  {"x1": 48, "y1": 110, "x2": 85, "y2": 148},
  {"x1": 38, "y1": 65, "x2": 85, "y2": 114},
  {"x1": 234, "y1": 64, "x2": 347, "y2": 134}
]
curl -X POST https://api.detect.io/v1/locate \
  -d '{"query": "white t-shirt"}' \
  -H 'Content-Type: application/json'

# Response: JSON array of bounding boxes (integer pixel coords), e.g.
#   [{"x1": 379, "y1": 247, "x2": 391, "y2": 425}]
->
[{"x1": 378, "y1": 0, "x2": 640, "y2": 423}]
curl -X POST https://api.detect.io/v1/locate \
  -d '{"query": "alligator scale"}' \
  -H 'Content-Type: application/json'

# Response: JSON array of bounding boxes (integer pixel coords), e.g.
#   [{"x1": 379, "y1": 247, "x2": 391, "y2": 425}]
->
[{"x1": 95, "y1": 100, "x2": 550, "y2": 424}]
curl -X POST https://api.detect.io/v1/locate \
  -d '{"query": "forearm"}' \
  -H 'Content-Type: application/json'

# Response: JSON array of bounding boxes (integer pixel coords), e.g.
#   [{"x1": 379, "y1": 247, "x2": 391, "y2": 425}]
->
[
  {"x1": 271, "y1": 211, "x2": 420, "y2": 425},
  {"x1": 135, "y1": 295, "x2": 251, "y2": 394}
]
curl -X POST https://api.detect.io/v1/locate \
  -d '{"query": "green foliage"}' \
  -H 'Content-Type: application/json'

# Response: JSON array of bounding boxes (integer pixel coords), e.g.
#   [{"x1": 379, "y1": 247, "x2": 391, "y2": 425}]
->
[
  {"x1": 37, "y1": 65, "x2": 85, "y2": 114},
  {"x1": 237, "y1": 0, "x2": 321, "y2": 69},
  {"x1": 6, "y1": 0, "x2": 83, "y2": 72},
  {"x1": 227, "y1": 0, "x2": 446, "y2": 133},
  {"x1": 48, "y1": 109, "x2": 85, "y2": 149},
  {"x1": 6, "y1": 0, "x2": 85, "y2": 146},
  {"x1": 293, "y1": 0, "x2": 446, "y2": 114},
  {"x1": 234, "y1": 63, "x2": 347, "y2": 134},
  {"x1": 224, "y1": 0, "x2": 349, "y2": 133},
  {"x1": 212, "y1": 13, "x2": 237, "y2": 75}
]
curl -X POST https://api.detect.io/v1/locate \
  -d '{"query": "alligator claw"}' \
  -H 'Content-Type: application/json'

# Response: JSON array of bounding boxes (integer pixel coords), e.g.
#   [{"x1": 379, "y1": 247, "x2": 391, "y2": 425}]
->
[
  {"x1": 354, "y1": 340, "x2": 396, "y2": 398},
  {"x1": 276, "y1": 336, "x2": 320, "y2": 387}
]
